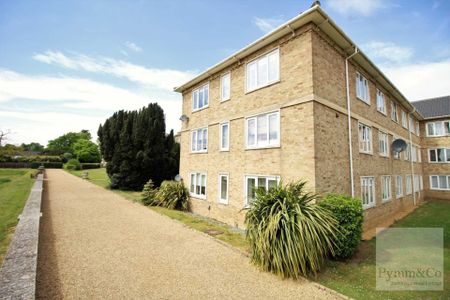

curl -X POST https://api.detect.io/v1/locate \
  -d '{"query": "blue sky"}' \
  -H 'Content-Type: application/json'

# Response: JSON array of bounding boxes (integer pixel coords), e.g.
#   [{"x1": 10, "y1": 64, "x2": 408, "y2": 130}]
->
[{"x1": 1, "y1": 0, "x2": 449, "y2": 145}]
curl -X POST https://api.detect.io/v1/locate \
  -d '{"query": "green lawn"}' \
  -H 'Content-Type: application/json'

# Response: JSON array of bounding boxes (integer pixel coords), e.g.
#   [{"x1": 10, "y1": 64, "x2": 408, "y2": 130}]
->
[
  {"x1": 66, "y1": 168, "x2": 449, "y2": 299},
  {"x1": 67, "y1": 168, "x2": 249, "y2": 253},
  {"x1": 317, "y1": 200, "x2": 450, "y2": 300},
  {"x1": 0, "y1": 169, "x2": 34, "y2": 264}
]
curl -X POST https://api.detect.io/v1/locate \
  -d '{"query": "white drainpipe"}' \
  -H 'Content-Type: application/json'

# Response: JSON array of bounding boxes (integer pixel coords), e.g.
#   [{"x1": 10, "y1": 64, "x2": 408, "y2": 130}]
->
[
  {"x1": 409, "y1": 108, "x2": 416, "y2": 205},
  {"x1": 345, "y1": 47, "x2": 358, "y2": 197}
]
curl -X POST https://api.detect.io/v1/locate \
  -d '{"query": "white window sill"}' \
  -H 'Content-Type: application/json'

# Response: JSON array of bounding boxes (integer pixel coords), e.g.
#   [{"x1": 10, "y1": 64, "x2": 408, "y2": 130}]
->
[
  {"x1": 430, "y1": 188, "x2": 450, "y2": 191},
  {"x1": 357, "y1": 96, "x2": 370, "y2": 105},
  {"x1": 191, "y1": 150, "x2": 208, "y2": 154},
  {"x1": 429, "y1": 161, "x2": 450, "y2": 164},
  {"x1": 379, "y1": 153, "x2": 389, "y2": 158},
  {"x1": 377, "y1": 109, "x2": 387, "y2": 116},
  {"x1": 359, "y1": 150, "x2": 373, "y2": 155},
  {"x1": 220, "y1": 98, "x2": 230, "y2": 103},
  {"x1": 218, "y1": 200, "x2": 229, "y2": 205},
  {"x1": 219, "y1": 149, "x2": 230, "y2": 152},
  {"x1": 396, "y1": 194, "x2": 403, "y2": 199},
  {"x1": 246, "y1": 144, "x2": 280, "y2": 150},
  {"x1": 382, "y1": 198, "x2": 392, "y2": 204},
  {"x1": 190, "y1": 194, "x2": 206, "y2": 200},
  {"x1": 363, "y1": 204, "x2": 376, "y2": 210},
  {"x1": 192, "y1": 105, "x2": 209, "y2": 113},
  {"x1": 245, "y1": 80, "x2": 280, "y2": 95}
]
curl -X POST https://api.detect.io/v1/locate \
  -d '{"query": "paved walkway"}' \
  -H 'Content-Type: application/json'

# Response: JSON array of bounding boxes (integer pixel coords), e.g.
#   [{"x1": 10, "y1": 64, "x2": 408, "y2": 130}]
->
[{"x1": 36, "y1": 170, "x2": 339, "y2": 299}]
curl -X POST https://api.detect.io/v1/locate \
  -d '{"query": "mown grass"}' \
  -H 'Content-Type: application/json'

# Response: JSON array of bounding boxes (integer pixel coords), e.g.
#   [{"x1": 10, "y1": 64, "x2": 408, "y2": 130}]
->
[
  {"x1": 66, "y1": 168, "x2": 449, "y2": 299},
  {"x1": 316, "y1": 201, "x2": 450, "y2": 300},
  {"x1": 0, "y1": 169, "x2": 34, "y2": 264},
  {"x1": 67, "y1": 168, "x2": 248, "y2": 253}
]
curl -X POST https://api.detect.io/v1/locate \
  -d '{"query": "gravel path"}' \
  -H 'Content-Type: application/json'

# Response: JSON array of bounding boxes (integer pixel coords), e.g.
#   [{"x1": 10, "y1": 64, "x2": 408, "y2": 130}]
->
[{"x1": 36, "y1": 169, "x2": 340, "y2": 299}]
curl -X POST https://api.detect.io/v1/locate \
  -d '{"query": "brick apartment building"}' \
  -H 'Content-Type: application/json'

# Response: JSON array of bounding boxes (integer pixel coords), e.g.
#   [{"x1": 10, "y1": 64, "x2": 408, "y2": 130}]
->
[{"x1": 174, "y1": 4, "x2": 449, "y2": 232}]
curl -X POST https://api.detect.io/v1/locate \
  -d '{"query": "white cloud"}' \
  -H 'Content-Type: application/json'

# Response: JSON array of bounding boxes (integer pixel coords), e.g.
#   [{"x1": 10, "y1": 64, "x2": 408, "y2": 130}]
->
[
  {"x1": 252, "y1": 17, "x2": 285, "y2": 33},
  {"x1": 0, "y1": 69, "x2": 183, "y2": 145},
  {"x1": 33, "y1": 51, "x2": 196, "y2": 91},
  {"x1": 327, "y1": 0, "x2": 385, "y2": 16},
  {"x1": 362, "y1": 41, "x2": 414, "y2": 64},
  {"x1": 125, "y1": 41, "x2": 143, "y2": 52},
  {"x1": 381, "y1": 60, "x2": 450, "y2": 100}
]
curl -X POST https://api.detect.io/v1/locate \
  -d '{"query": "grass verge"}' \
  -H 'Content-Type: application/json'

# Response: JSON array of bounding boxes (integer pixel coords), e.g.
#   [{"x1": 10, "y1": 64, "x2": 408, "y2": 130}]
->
[{"x1": 0, "y1": 169, "x2": 34, "y2": 264}]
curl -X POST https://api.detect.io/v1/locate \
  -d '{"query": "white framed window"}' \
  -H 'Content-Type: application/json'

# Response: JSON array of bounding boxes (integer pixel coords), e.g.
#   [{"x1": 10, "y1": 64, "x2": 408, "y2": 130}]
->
[
  {"x1": 409, "y1": 116, "x2": 415, "y2": 133},
  {"x1": 219, "y1": 122, "x2": 230, "y2": 151},
  {"x1": 361, "y1": 176, "x2": 375, "y2": 209},
  {"x1": 426, "y1": 121, "x2": 450, "y2": 137},
  {"x1": 406, "y1": 175, "x2": 412, "y2": 195},
  {"x1": 191, "y1": 127, "x2": 208, "y2": 152},
  {"x1": 381, "y1": 176, "x2": 391, "y2": 202},
  {"x1": 411, "y1": 145, "x2": 417, "y2": 162},
  {"x1": 192, "y1": 84, "x2": 209, "y2": 111},
  {"x1": 245, "y1": 175, "x2": 279, "y2": 207},
  {"x1": 415, "y1": 121, "x2": 420, "y2": 136},
  {"x1": 376, "y1": 89, "x2": 386, "y2": 114},
  {"x1": 418, "y1": 148, "x2": 422, "y2": 162},
  {"x1": 430, "y1": 175, "x2": 450, "y2": 190},
  {"x1": 246, "y1": 111, "x2": 280, "y2": 149},
  {"x1": 218, "y1": 173, "x2": 229, "y2": 204},
  {"x1": 414, "y1": 175, "x2": 420, "y2": 193},
  {"x1": 401, "y1": 110, "x2": 408, "y2": 128},
  {"x1": 404, "y1": 144, "x2": 410, "y2": 161},
  {"x1": 220, "y1": 73, "x2": 231, "y2": 101},
  {"x1": 391, "y1": 102, "x2": 399, "y2": 123},
  {"x1": 359, "y1": 123, "x2": 372, "y2": 154},
  {"x1": 396, "y1": 175, "x2": 403, "y2": 198},
  {"x1": 356, "y1": 72, "x2": 370, "y2": 104},
  {"x1": 246, "y1": 49, "x2": 279, "y2": 92},
  {"x1": 378, "y1": 131, "x2": 389, "y2": 157},
  {"x1": 420, "y1": 175, "x2": 423, "y2": 190},
  {"x1": 429, "y1": 148, "x2": 450, "y2": 163},
  {"x1": 190, "y1": 172, "x2": 207, "y2": 199}
]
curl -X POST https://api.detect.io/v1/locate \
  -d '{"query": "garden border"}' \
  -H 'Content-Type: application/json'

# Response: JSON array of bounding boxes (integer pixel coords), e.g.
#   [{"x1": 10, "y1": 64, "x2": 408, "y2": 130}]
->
[{"x1": 0, "y1": 173, "x2": 44, "y2": 299}]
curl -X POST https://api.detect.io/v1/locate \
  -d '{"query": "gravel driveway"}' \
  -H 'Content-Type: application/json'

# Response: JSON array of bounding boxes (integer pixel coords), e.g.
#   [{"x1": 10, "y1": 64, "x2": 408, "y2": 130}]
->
[{"x1": 36, "y1": 169, "x2": 341, "y2": 299}]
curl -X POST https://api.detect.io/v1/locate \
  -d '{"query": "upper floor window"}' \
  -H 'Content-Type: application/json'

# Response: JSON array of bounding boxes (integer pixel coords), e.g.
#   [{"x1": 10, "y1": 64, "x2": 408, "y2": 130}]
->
[
  {"x1": 430, "y1": 175, "x2": 450, "y2": 191},
  {"x1": 426, "y1": 120, "x2": 450, "y2": 137},
  {"x1": 376, "y1": 89, "x2": 386, "y2": 114},
  {"x1": 220, "y1": 73, "x2": 231, "y2": 101},
  {"x1": 429, "y1": 148, "x2": 450, "y2": 163},
  {"x1": 356, "y1": 72, "x2": 370, "y2": 104},
  {"x1": 378, "y1": 131, "x2": 389, "y2": 157},
  {"x1": 409, "y1": 116, "x2": 415, "y2": 133},
  {"x1": 415, "y1": 121, "x2": 420, "y2": 136},
  {"x1": 245, "y1": 175, "x2": 279, "y2": 207},
  {"x1": 391, "y1": 102, "x2": 399, "y2": 123},
  {"x1": 192, "y1": 84, "x2": 209, "y2": 111},
  {"x1": 404, "y1": 144, "x2": 410, "y2": 161},
  {"x1": 219, "y1": 122, "x2": 229, "y2": 151},
  {"x1": 246, "y1": 49, "x2": 279, "y2": 92},
  {"x1": 191, "y1": 127, "x2": 208, "y2": 152},
  {"x1": 359, "y1": 123, "x2": 372, "y2": 154},
  {"x1": 246, "y1": 111, "x2": 280, "y2": 149},
  {"x1": 401, "y1": 110, "x2": 408, "y2": 128}
]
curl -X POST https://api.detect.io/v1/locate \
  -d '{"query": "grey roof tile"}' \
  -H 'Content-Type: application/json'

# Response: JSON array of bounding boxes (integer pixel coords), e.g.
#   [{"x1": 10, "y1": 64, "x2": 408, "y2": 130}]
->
[{"x1": 412, "y1": 96, "x2": 450, "y2": 119}]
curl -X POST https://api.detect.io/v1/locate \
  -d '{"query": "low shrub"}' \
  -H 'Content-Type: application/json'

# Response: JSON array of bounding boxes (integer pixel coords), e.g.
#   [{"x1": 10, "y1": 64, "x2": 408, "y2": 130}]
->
[
  {"x1": 30, "y1": 162, "x2": 63, "y2": 169},
  {"x1": 141, "y1": 179, "x2": 158, "y2": 206},
  {"x1": 319, "y1": 194, "x2": 363, "y2": 260},
  {"x1": 245, "y1": 181, "x2": 339, "y2": 278},
  {"x1": 152, "y1": 181, "x2": 189, "y2": 211},
  {"x1": 64, "y1": 159, "x2": 81, "y2": 170},
  {"x1": 81, "y1": 163, "x2": 101, "y2": 169}
]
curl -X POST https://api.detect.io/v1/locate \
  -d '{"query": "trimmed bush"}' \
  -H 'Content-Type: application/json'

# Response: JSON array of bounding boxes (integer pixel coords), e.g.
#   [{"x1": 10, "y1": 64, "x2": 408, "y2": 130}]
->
[
  {"x1": 30, "y1": 162, "x2": 63, "y2": 169},
  {"x1": 64, "y1": 159, "x2": 81, "y2": 170},
  {"x1": 319, "y1": 194, "x2": 363, "y2": 260},
  {"x1": 81, "y1": 163, "x2": 101, "y2": 169},
  {"x1": 245, "y1": 181, "x2": 339, "y2": 278},
  {"x1": 153, "y1": 181, "x2": 189, "y2": 211},
  {"x1": 141, "y1": 179, "x2": 158, "y2": 206}
]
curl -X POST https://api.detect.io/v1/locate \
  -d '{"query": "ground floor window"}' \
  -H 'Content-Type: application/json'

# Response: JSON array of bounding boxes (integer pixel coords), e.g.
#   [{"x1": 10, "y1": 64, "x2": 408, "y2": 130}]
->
[
  {"x1": 413, "y1": 174, "x2": 420, "y2": 193},
  {"x1": 396, "y1": 175, "x2": 403, "y2": 198},
  {"x1": 430, "y1": 175, "x2": 450, "y2": 190},
  {"x1": 190, "y1": 172, "x2": 207, "y2": 198},
  {"x1": 361, "y1": 176, "x2": 375, "y2": 209},
  {"x1": 245, "y1": 175, "x2": 279, "y2": 207},
  {"x1": 381, "y1": 176, "x2": 391, "y2": 202},
  {"x1": 406, "y1": 175, "x2": 412, "y2": 195},
  {"x1": 218, "y1": 173, "x2": 229, "y2": 204}
]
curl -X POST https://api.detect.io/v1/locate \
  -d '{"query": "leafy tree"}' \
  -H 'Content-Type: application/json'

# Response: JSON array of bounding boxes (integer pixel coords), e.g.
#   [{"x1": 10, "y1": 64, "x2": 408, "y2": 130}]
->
[
  {"x1": 20, "y1": 142, "x2": 44, "y2": 152},
  {"x1": 98, "y1": 103, "x2": 179, "y2": 190},
  {"x1": 72, "y1": 139, "x2": 101, "y2": 163},
  {"x1": 46, "y1": 130, "x2": 91, "y2": 154}
]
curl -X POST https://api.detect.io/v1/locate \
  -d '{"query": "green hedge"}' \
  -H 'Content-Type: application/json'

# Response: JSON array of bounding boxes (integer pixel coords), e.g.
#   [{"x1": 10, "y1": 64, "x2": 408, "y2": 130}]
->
[
  {"x1": 30, "y1": 162, "x2": 63, "y2": 169},
  {"x1": 81, "y1": 163, "x2": 101, "y2": 169},
  {"x1": 64, "y1": 159, "x2": 81, "y2": 170},
  {"x1": 0, "y1": 155, "x2": 62, "y2": 163},
  {"x1": 319, "y1": 194, "x2": 363, "y2": 260}
]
